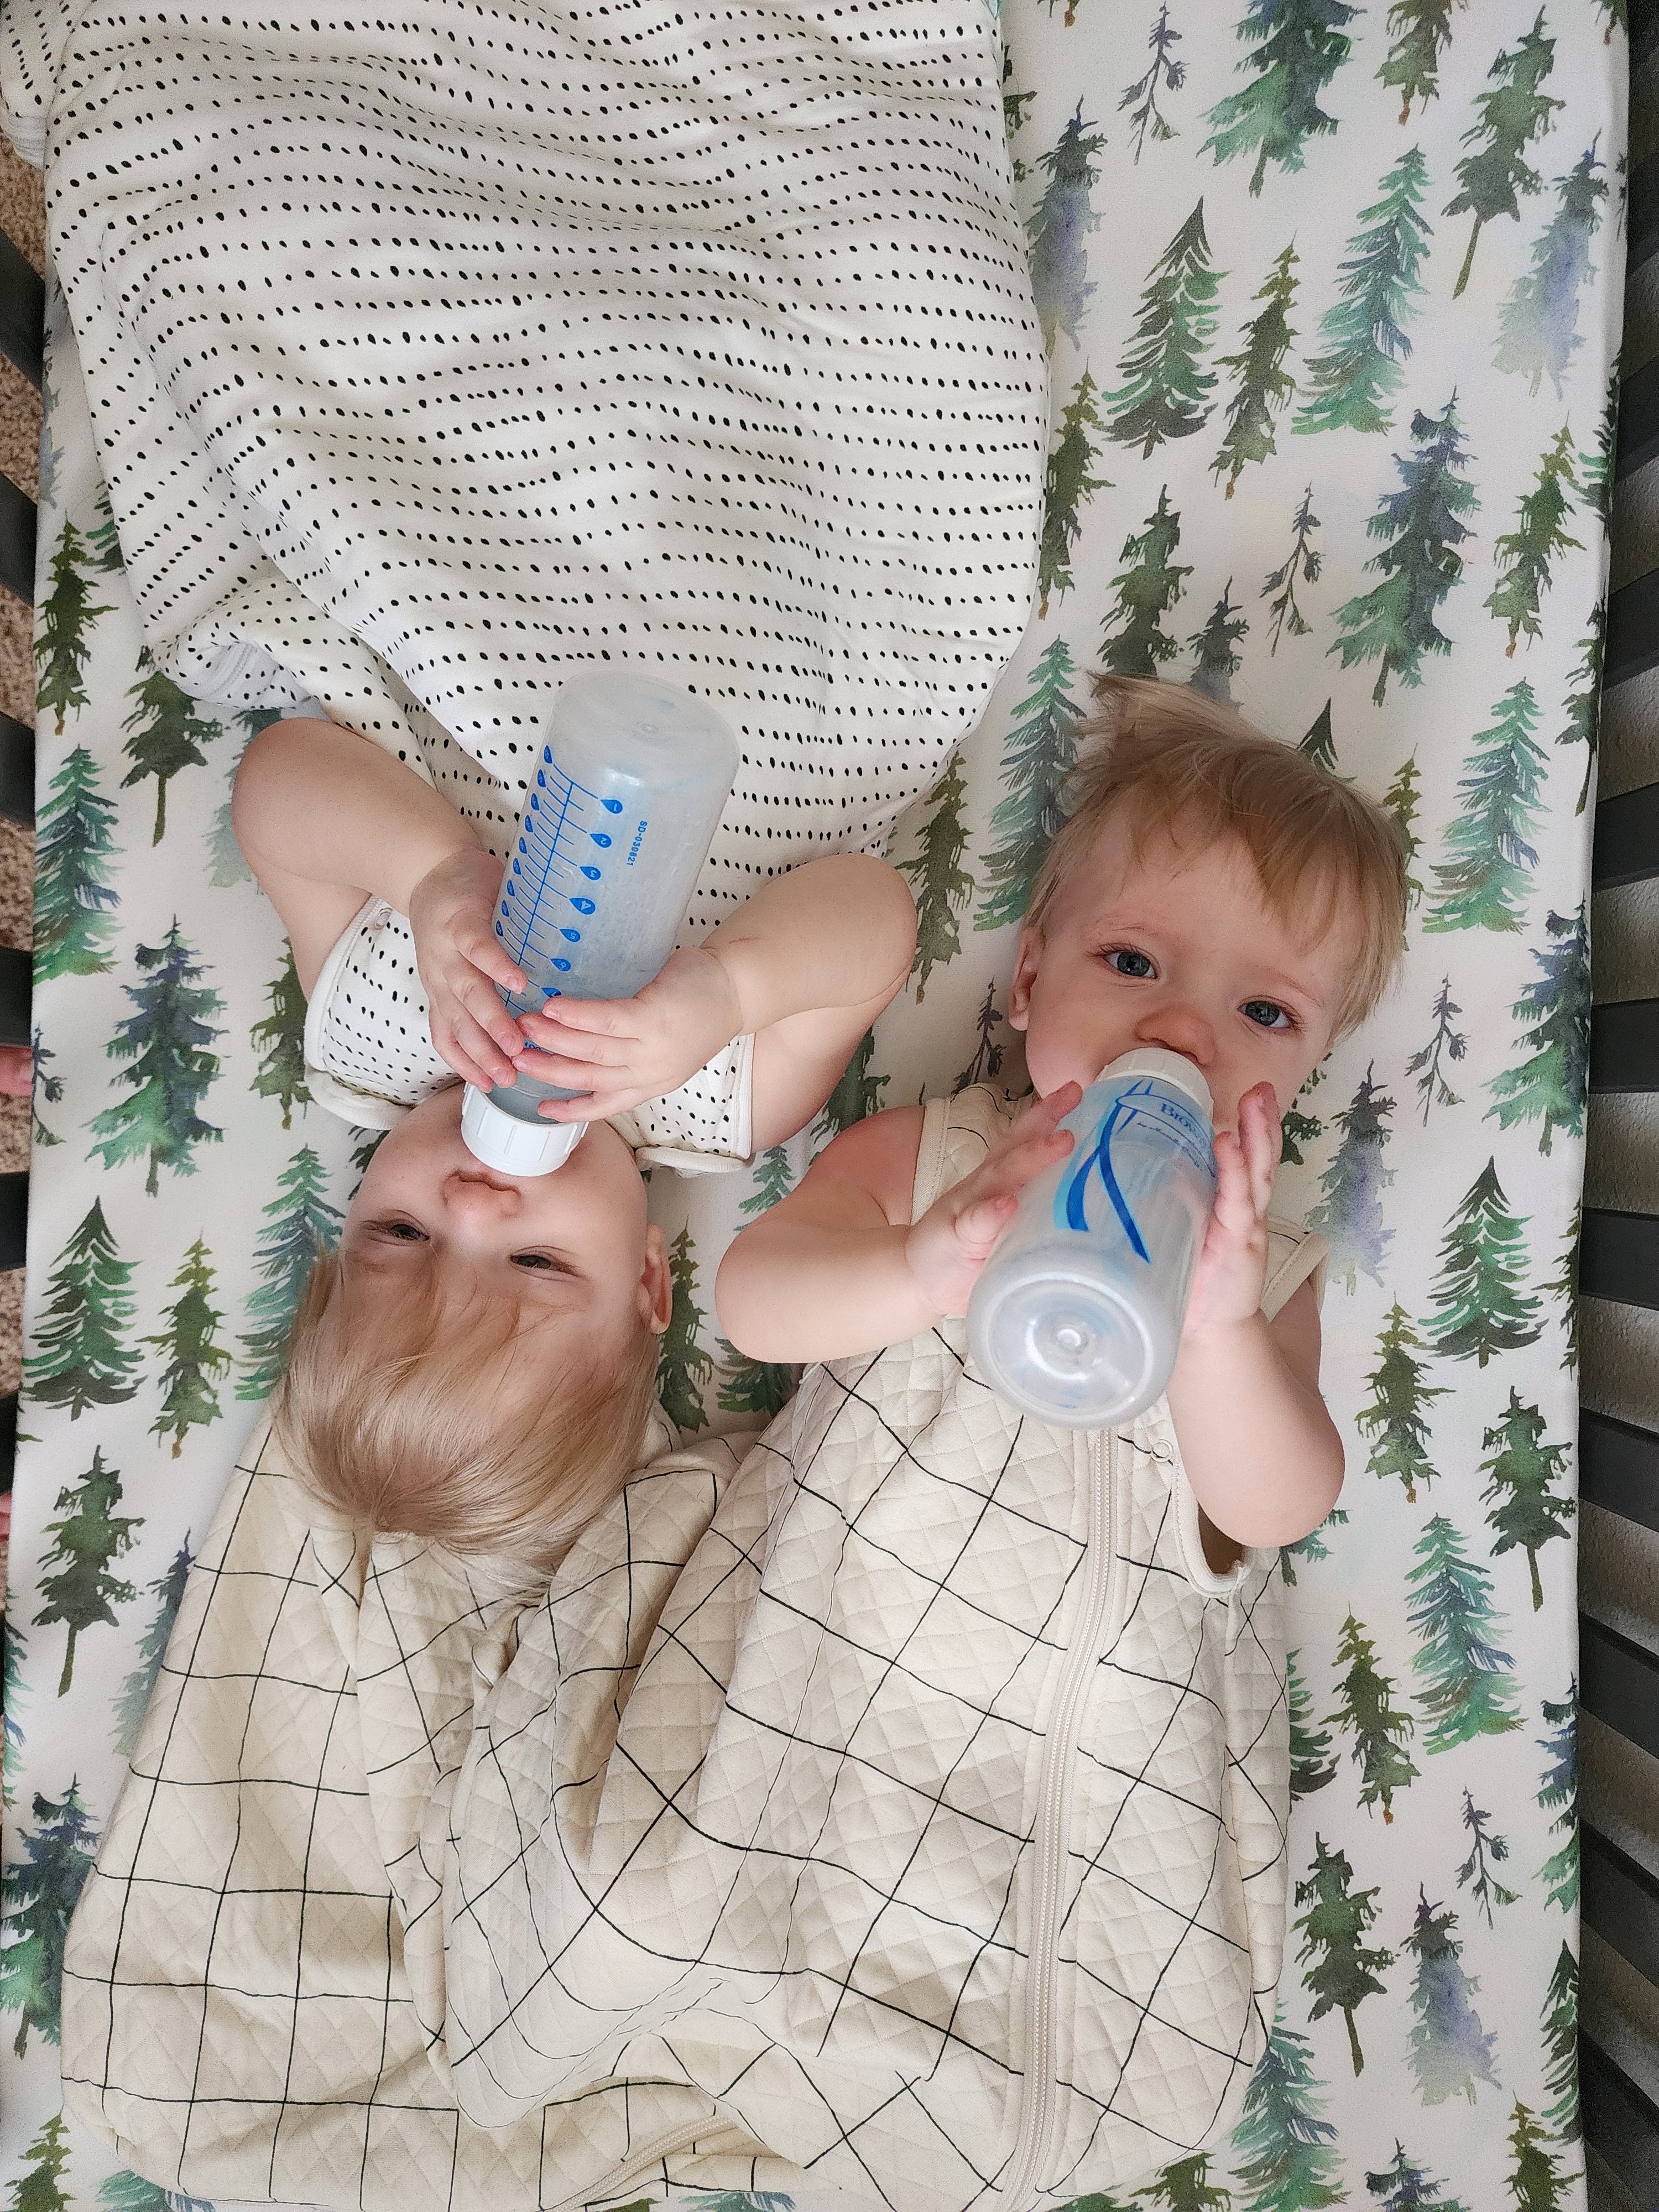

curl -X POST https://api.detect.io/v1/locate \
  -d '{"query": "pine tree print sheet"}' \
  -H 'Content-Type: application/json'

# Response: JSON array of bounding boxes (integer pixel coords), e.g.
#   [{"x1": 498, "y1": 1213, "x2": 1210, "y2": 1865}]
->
[{"x1": 0, "y1": 1, "x2": 1626, "y2": 2206}]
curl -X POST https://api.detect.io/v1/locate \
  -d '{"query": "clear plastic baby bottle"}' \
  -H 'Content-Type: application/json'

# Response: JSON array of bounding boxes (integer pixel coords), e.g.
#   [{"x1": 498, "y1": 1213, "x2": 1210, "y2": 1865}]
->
[
  {"x1": 966, "y1": 1047, "x2": 1218, "y2": 1427},
  {"x1": 460, "y1": 670, "x2": 739, "y2": 1175}
]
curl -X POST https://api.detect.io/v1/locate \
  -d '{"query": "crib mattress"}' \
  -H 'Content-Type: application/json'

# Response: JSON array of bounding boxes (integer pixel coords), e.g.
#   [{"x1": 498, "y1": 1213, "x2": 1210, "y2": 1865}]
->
[{"x1": 2, "y1": 2, "x2": 1626, "y2": 2208}]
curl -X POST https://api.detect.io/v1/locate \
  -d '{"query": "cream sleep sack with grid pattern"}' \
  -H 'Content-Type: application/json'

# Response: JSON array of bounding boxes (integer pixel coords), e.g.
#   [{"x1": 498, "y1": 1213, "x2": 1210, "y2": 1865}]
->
[
  {"x1": 62, "y1": 1087, "x2": 1325, "y2": 2212},
  {"x1": 36, "y1": 0, "x2": 1047, "y2": 931}
]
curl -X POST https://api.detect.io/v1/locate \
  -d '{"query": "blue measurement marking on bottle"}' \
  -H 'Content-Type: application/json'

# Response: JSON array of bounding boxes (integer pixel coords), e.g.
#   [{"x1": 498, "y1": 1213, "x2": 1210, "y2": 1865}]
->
[{"x1": 496, "y1": 750, "x2": 612, "y2": 977}]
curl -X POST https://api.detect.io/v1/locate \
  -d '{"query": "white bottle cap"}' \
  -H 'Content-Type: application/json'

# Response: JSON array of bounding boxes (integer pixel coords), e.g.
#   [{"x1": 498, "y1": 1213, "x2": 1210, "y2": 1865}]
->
[
  {"x1": 1100, "y1": 1047, "x2": 1213, "y2": 1119},
  {"x1": 460, "y1": 1085, "x2": 587, "y2": 1176}
]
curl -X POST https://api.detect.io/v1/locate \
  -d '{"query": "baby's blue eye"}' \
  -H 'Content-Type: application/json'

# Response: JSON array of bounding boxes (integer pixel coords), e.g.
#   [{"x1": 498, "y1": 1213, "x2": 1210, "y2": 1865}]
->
[
  {"x1": 1242, "y1": 999, "x2": 1293, "y2": 1032},
  {"x1": 1105, "y1": 948, "x2": 1155, "y2": 979}
]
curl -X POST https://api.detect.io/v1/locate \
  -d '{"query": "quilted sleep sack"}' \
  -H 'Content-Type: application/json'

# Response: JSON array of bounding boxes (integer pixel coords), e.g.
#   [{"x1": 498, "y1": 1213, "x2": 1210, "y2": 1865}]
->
[{"x1": 60, "y1": 1089, "x2": 1327, "y2": 2212}]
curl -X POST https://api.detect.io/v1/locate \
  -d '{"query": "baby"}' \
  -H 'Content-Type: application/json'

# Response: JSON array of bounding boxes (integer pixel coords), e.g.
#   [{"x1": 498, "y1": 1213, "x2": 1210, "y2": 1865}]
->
[
  {"x1": 718, "y1": 672, "x2": 1408, "y2": 1557},
  {"x1": 231, "y1": 711, "x2": 916, "y2": 1573}
]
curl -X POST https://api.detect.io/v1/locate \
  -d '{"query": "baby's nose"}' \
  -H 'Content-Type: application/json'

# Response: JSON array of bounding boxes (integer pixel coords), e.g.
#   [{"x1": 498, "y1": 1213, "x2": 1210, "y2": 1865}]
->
[{"x1": 1133, "y1": 999, "x2": 1214, "y2": 1063}]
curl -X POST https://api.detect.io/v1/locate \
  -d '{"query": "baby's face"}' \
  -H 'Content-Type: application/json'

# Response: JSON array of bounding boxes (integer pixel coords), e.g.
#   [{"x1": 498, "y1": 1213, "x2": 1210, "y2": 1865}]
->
[
  {"x1": 341, "y1": 1084, "x2": 670, "y2": 1364},
  {"x1": 1011, "y1": 816, "x2": 1359, "y2": 1131}
]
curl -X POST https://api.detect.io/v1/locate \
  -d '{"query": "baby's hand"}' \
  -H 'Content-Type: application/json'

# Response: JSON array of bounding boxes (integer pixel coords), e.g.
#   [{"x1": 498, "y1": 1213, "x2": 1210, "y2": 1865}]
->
[
  {"x1": 903, "y1": 1084, "x2": 1079, "y2": 1316},
  {"x1": 406, "y1": 846, "x2": 531, "y2": 1092},
  {"x1": 512, "y1": 946, "x2": 743, "y2": 1119},
  {"x1": 1182, "y1": 1081, "x2": 1280, "y2": 1337}
]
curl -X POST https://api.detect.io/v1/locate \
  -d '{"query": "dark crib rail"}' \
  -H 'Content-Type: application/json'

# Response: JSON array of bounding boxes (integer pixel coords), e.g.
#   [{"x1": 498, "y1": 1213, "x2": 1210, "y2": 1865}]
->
[
  {"x1": 0, "y1": 180, "x2": 38, "y2": 1509},
  {"x1": 1580, "y1": 5, "x2": 1659, "y2": 2204}
]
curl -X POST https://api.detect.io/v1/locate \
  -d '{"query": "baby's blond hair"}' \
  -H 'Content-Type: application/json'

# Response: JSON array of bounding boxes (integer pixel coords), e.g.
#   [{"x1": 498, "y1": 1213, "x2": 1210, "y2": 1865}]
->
[
  {"x1": 272, "y1": 1252, "x2": 660, "y2": 1580},
  {"x1": 1027, "y1": 674, "x2": 1408, "y2": 1035}
]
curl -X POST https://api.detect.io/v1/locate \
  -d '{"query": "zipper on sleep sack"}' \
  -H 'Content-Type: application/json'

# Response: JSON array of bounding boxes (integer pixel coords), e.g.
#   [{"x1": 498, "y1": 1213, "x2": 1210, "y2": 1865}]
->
[{"x1": 1001, "y1": 1427, "x2": 1123, "y2": 2211}]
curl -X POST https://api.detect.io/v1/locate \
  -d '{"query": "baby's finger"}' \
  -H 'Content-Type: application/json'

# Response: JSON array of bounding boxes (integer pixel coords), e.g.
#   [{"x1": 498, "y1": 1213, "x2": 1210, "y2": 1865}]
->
[
  {"x1": 436, "y1": 1018, "x2": 511, "y2": 1093},
  {"x1": 534, "y1": 996, "x2": 633, "y2": 1037},
  {"x1": 458, "y1": 932, "x2": 528, "y2": 996},
  {"x1": 953, "y1": 1191, "x2": 1019, "y2": 1256},
  {"x1": 1236, "y1": 1083, "x2": 1280, "y2": 1216},
  {"x1": 518, "y1": 1010, "x2": 629, "y2": 1063},
  {"x1": 456, "y1": 976, "x2": 526, "y2": 1058},
  {"x1": 1208, "y1": 1128, "x2": 1259, "y2": 1239}
]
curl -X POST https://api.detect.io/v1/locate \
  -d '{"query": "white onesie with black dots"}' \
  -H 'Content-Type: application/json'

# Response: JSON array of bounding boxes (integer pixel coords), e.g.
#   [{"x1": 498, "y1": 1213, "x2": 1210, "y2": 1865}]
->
[
  {"x1": 305, "y1": 896, "x2": 755, "y2": 1173},
  {"x1": 40, "y1": 0, "x2": 1047, "y2": 932}
]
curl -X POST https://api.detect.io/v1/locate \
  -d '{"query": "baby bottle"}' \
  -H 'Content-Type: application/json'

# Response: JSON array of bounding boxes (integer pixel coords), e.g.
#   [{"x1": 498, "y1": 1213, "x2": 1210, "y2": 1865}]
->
[
  {"x1": 460, "y1": 669, "x2": 739, "y2": 1175},
  {"x1": 966, "y1": 1048, "x2": 1217, "y2": 1427}
]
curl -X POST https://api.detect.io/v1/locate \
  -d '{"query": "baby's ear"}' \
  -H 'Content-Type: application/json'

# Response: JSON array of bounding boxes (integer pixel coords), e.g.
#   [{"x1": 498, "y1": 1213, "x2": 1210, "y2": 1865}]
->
[
  {"x1": 1008, "y1": 925, "x2": 1042, "y2": 1030},
  {"x1": 640, "y1": 1220, "x2": 674, "y2": 1334}
]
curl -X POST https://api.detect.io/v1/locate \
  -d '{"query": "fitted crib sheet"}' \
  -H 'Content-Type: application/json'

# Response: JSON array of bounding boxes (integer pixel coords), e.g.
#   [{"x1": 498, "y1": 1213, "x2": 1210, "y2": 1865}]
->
[{"x1": 1, "y1": 2, "x2": 1627, "y2": 2207}]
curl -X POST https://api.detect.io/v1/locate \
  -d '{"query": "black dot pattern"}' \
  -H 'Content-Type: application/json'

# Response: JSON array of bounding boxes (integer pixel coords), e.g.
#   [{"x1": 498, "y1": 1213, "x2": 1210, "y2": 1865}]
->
[{"x1": 43, "y1": 0, "x2": 1046, "y2": 921}]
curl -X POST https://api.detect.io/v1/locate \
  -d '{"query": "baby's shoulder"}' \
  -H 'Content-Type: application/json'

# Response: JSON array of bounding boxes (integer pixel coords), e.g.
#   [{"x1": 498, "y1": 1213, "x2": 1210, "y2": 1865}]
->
[{"x1": 799, "y1": 1101, "x2": 928, "y2": 1225}]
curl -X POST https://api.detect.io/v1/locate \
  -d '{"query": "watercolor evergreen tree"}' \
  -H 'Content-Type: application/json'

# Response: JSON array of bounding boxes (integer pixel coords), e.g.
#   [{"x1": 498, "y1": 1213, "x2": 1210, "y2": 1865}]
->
[
  {"x1": 1306, "y1": 1066, "x2": 1394, "y2": 1291},
  {"x1": 715, "y1": 1342, "x2": 796, "y2": 1423},
  {"x1": 1295, "y1": 1834, "x2": 1392, "y2": 2075},
  {"x1": 1401, "y1": 1888, "x2": 1500, "y2": 2106},
  {"x1": 25, "y1": 1198, "x2": 140, "y2": 1418},
  {"x1": 1487, "y1": 905, "x2": 1590, "y2": 1155},
  {"x1": 1299, "y1": 703, "x2": 1339, "y2": 775},
  {"x1": 1107, "y1": 206, "x2": 1223, "y2": 457},
  {"x1": 1119, "y1": 2, "x2": 1185, "y2": 162},
  {"x1": 1229, "y1": 2018, "x2": 1343, "y2": 2212},
  {"x1": 96, "y1": 2173, "x2": 214, "y2": 2212},
  {"x1": 1101, "y1": 490, "x2": 1193, "y2": 675},
  {"x1": 35, "y1": 746, "x2": 121, "y2": 980},
  {"x1": 658, "y1": 1224, "x2": 713, "y2": 1432},
  {"x1": 1540, "y1": 1943, "x2": 1579, "y2": 2142},
  {"x1": 1040, "y1": 370, "x2": 1111, "y2": 617},
  {"x1": 237, "y1": 1147, "x2": 343, "y2": 1399},
  {"x1": 900, "y1": 757, "x2": 974, "y2": 1001},
  {"x1": 1444, "y1": 15, "x2": 1564, "y2": 299},
  {"x1": 1558, "y1": 602, "x2": 1606, "y2": 815},
  {"x1": 1188, "y1": 585, "x2": 1249, "y2": 703},
  {"x1": 1378, "y1": 1, "x2": 1456, "y2": 124},
  {"x1": 815, "y1": 1029, "x2": 889, "y2": 1143},
  {"x1": 0, "y1": 1783, "x2": 100, "y2": 2051},
  {"x1": 1357, "y1": 1301, "x2": 1443, "y2": 1502},
  {"x1": 1295, "y1": 148, "x2": 1430, "y2": 436},
  {"x1": 1384, "y1": 754, "x2": 1425, "y2": 909},
  {"x1": 31, "y1": 1029, "x2": 63, "y2": 1150},
  {"x1": 741, "y1": 1145, "x2": 795, "y2": 1218},
  {"x1": 1457, "y1": 1792, "x2": 1520, "y2": 1924},
  {"x1": 1504, "y1": 2102, "x2": 1566, "y2": 2212},
  {"x1": 35, "y1": 517, "x2": 111, "y2": 737},
  {"x1": 251, "y1": 946, "x2": 311, "y2": 1128},
  {"x1": 1486, "y1": 427, "x2": 1581, "y2": 656},
  {"x1": 1328, "y1": 1611, "x2": 1418, "y2": 1823},
  {"x1": 1364, "y1": 2143, "x2": 1471, "y2": 2212},
  {"x1": 1135, "y1": 2155, "x2": 1229, "y2": 2212},
  {"x1": 1027, "y1": 105, "x2": 1106, "y2": 350},
  {"x1": 2, "y1": 1618, "x2": 26, "y2": 1807},
  {"x1": 1213, "y1": 243, "x2": 1299, "y2": 497},
  {"x1": 5, "y1": 2113, "x2": 71, "y2": 2212},
  {"x1": 1331, "y1": 399, "x2": 1478, "y2": 706},
  {"x1": 1480, "y1": 1389, "x2": 1573, "y2": 1609},
  {"x1": 121, "y1": 651, "x2": 220, "y2": 844},
  {"x1": 1203, "y1": 0, "x2": 1357, "y2": 198},
  {"x1": 1261, "y1": 489, "x2": 1322, "y2": 650},
  {"x1": 955, "y1": 983, "x2": 1009, "y2": 1094},
  {"x1": 1407, "y1": 976, "x2": 1466, "y2": 1122},
  {"x1": 1433, "y1": 686, "x2": 1548, "y2": 938},
  {"x1": 1423, "y1": 1158, "x2": 1541, "y2": 1366},
  {"x1": 87, "y1": 922, "x2": 225, "y2": 1194},
  {"x1": 1280, "y1": 1065, "x2": 1324, "y2": 1168},
  {"x1": 33, "y1": 1448, "x2": 138, "y2": 1695},
  {"x1": 1288, "y1": 1648, "x2": 1337, "y2": 1801},
  {"x1": 1545, "y1": 1204, "x2": 1580, "y2": 1374},
  {"x1": 1496, "y1": 146, "x2": 1607, "y2": 397},
  {"x1": 975, "y1": 637, "x2": 1082, "y2": 931},
  {"x1": 145, "y1": 1238, "x2": 231, "y2": 1455},
  {"x1": 1406, "y1": 1513, "x2": 1521, "y2": 1748},
  {"x1": 112, "y1": 1540, "x2": 194, "y2": 1758},
  {"x1": 1535, "y1": 1689, "x2": 1578, "y2": 1911}
]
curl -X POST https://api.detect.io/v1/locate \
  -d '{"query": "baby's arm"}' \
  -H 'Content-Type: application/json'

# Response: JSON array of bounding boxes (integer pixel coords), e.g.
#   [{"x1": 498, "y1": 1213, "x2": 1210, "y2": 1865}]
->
[
  {"x1": 1164, "y1": 1083, "x2": 1343, "y2": 1552},
  {"x1": 717, "y1": 1088, "x2": 1078, "y2": 1359},
  {"x1": 232, "y1": 717, "x2": 530, "y2": 1088},
  {"x1": 519, "y1": 857, "x2": 918, "y2": 1148}
]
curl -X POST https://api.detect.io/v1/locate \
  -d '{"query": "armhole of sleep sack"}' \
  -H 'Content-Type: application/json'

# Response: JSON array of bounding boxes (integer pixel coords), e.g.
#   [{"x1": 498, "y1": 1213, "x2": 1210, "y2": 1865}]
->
[{"x1": 909, "y1": 1093, "x2": 957, "y2": 1225}]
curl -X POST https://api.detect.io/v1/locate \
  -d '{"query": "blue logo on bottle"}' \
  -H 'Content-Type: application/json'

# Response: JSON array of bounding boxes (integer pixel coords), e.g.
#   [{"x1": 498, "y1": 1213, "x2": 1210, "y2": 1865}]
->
[{"x1": 1059, "y1": 1099, "x2": 1151, "y2": 1262}]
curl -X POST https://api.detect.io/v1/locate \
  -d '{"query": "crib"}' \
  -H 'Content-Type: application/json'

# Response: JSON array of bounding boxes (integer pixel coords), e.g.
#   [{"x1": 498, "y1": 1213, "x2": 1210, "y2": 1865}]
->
[{"x1": 0, "y1": 0, "x2": 1656, "y2": 2205}]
